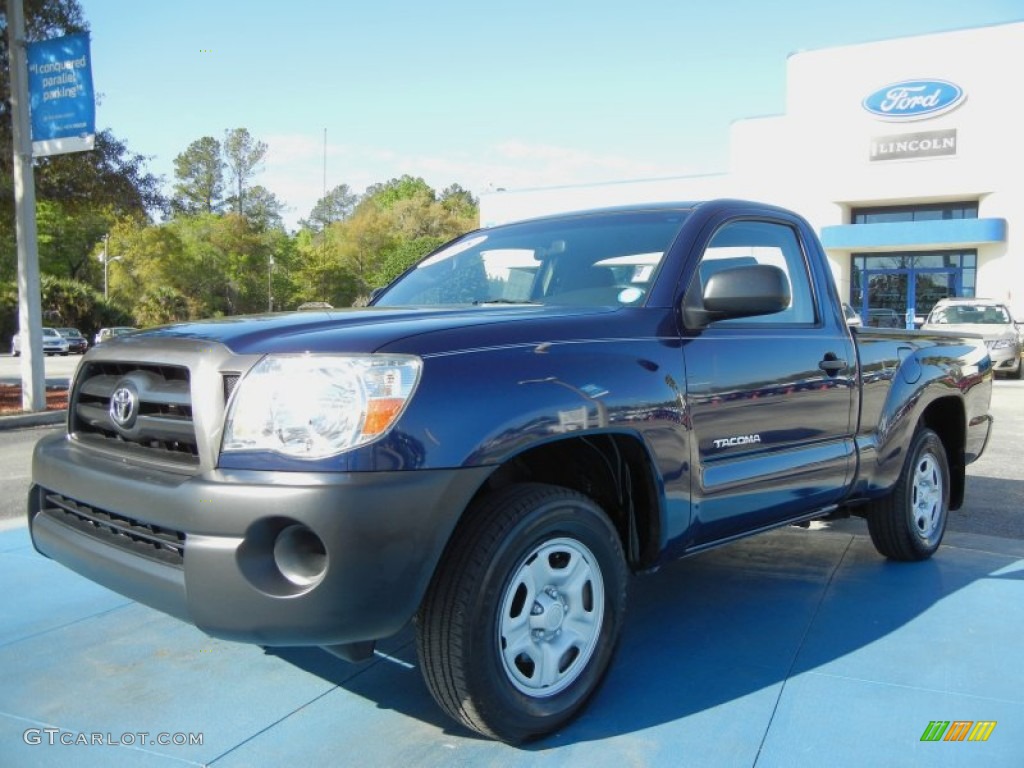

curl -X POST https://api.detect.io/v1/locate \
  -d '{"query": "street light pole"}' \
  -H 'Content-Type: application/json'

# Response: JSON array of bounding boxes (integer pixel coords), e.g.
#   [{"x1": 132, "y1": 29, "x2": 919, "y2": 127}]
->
[
  {"x1": 268, "y1": 255, "x2": 275, "y2": 312},
  {"x1": 99, "y1": 234, "x2": 122, "y2": 300},
  {"x1": 7, "y1": 0, "x2": 45, "y2": 412},
  {"x1": 102, "y1": 234, "x2": 109, "y2": 299}
]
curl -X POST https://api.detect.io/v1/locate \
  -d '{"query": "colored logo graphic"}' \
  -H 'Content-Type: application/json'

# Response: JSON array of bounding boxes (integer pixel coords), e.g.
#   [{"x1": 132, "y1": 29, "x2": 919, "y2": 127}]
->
[
  {"x1": 862, "y1": 80, "x2": 965, "y2": 121},
  {"x1": 920, "y1": 721, "x2": 996, "y2": 742}
]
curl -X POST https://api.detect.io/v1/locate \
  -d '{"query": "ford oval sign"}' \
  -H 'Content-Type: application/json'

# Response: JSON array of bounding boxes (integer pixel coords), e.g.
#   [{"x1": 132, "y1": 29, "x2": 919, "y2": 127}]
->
[{"x1": 862, "y1": 80, "x2": 965, "y2": 121}]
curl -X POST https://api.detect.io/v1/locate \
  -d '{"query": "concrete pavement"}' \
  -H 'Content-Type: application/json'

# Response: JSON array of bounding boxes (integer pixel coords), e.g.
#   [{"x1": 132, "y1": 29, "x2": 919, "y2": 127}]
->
[{"x1": 2, "y1": 519, "x2": 1022, "y2": 766}]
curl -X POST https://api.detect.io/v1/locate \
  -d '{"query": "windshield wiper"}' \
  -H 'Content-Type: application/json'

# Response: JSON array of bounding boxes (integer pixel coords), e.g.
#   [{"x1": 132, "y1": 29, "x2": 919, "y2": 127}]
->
[{"x1": 471, "y1": 299, "x2": 542, "y2": 305}]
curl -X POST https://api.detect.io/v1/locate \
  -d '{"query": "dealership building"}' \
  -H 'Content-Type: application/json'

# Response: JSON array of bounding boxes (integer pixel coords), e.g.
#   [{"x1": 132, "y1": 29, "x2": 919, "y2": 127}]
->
[{"x1": 479, "y1": 21, "x2": 1023, "y2": 323}]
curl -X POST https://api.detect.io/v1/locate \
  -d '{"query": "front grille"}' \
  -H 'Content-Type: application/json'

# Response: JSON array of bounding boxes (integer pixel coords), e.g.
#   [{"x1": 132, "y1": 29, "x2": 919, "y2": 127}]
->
[
  {"x1": 71, "y1": 361, "x2": 198, "y2": 466},
  {"x1": 40, "y1": 491, "x2": 185, "y2": 567}
]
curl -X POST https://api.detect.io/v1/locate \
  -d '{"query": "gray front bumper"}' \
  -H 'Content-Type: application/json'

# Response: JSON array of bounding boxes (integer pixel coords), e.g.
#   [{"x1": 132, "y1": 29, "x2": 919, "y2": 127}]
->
[{"x1": 29, "y1": 433, "x2": 491, "y2": 647}]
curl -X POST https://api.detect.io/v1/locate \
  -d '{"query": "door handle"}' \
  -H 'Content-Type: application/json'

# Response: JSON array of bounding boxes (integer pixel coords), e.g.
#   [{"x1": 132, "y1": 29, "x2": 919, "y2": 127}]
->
[{"x1": 819, "y1": 354, "x2": 847, "y2": 374}]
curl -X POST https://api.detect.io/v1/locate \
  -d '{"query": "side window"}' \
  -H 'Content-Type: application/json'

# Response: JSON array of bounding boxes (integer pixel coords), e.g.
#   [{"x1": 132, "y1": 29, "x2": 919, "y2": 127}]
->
[{"x1": 695, "y1": 220, "x2": 816, "y2": 325}]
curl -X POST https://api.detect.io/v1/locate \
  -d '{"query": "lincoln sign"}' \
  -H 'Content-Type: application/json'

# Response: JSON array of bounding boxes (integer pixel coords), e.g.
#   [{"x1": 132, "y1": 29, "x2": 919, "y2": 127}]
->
[{"x1": 870, "y1": 129, "x2": 957, "y2": 162}]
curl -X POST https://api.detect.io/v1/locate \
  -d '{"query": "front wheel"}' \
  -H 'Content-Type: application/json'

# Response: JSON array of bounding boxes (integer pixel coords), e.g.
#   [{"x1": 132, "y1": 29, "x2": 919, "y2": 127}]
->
[
  {"x1": 416, "y1": 483, "x2": 628, "y2": 743},
  {"x1": 867, "y1": 427, "x2": 950, "y2": 561}
]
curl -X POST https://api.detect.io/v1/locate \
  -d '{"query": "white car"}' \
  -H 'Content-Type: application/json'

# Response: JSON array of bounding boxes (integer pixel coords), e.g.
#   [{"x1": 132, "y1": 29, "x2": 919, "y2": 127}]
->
[
  {"x1": 10, "y1": 327, "x2": 70, "y2": 356},
  {"x1": 94, "y1": 326, "x2": 138, "y2": 345},
  {"x1": 923, "y1": 298, "x2": 1023, "y2": 379}
]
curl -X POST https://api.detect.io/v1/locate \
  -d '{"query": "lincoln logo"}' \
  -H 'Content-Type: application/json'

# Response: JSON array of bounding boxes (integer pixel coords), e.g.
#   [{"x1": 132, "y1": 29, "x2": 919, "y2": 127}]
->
[
  {"x1": 713, "y1": 435, "x2": 762, "y2": 449},
  {"x1": 109, "y1": 386, "x2": 137, "y2": 428}
]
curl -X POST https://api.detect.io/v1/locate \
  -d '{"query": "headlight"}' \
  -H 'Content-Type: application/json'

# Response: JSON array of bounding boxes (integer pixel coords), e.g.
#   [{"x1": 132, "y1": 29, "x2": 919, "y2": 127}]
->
[
  {"x1": 222, "y1": 354, "x2": 422, "y2": 459},
  {"x1": 989, "y1": 339, "x2": 1013, "y2": 350}
]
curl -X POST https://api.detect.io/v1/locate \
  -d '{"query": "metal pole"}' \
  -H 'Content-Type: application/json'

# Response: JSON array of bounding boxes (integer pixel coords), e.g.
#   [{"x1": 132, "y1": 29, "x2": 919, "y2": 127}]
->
[
  {"x1": 7, "y1": 0, "x2": 45, "y2": 412},
  {"x1": 102, "y1": 235, "x2": 109, "y2": 299},
  {"x1": 268, "y1": 256, "x2": 274, "y2": 312}
]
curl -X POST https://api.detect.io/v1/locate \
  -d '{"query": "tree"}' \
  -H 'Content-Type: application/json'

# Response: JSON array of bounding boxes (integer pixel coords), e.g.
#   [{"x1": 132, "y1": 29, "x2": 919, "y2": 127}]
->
[
  {"x1": 361, "y1": 175, "x2": 435, "y2": 211},
  {"x1": 223, "y1": 128, "x2": 267, "y2": 216},
  {"x1": 33, "y1": 129, "x2": 163, "y2": 214},
  {"x1": 440, "y1": 183, "x2": 478, "y2": 217},
  {"x1": 171, "y1": 136, "x2": 224, "y2": 215},
  {"x1": 39, "y1": 274, "x2": 97, "y2": 329},
  {"x1": 242, "y1": 185, "x2": 285, "y2": 230},
  {"x1": 35, "y1": 199, "x2": 110, "y2": 280},
  {"x1": 134, "y1": 286, "x2": 190, "y2": 327},
  {"x1": 301, "y1": 183, "x2": 357, "y2": 232},
  {"x1": 2, "y1": 112, "x2": 162, "y2": 282},
  {"x1": 288, "y1": 227, "x2": 351, "y2": 308}
]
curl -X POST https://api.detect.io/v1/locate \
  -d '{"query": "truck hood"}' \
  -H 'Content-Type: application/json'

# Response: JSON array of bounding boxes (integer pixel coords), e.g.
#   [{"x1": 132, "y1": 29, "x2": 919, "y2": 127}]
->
[{"x1": 118, "y1": 305, "x2": 619, "y2": 356}]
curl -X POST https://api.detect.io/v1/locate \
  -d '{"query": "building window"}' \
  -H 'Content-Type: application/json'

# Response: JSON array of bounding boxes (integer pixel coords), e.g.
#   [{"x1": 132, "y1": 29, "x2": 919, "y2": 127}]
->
[
  {"x1": 851, "y1": 201, "x2": 978, "y2": 225},
  {"x1": 850, "y1": 250, "x2": 977, "y2": 324}
]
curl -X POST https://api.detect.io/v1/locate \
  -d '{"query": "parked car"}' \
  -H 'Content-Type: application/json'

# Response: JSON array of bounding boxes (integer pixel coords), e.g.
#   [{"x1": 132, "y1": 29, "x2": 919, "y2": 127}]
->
[
  {"x1": 923, "y1": 297, "x2": 1023, "y2": 378},
  {"x1": 55, "y1": 327, "x2": 89, "y2": 354},
  {"x1": 94, "y1": 326, "x2": 138, "y2": 345},
  {"x1": 10, "y1": 326, "x2": 69, "y2": 357}
]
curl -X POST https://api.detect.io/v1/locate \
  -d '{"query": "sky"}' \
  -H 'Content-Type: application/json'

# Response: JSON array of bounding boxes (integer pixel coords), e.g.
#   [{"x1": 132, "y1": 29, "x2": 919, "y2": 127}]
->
[{"x1": 78, "y1": 0, "x2": 1023, "y2": 231}]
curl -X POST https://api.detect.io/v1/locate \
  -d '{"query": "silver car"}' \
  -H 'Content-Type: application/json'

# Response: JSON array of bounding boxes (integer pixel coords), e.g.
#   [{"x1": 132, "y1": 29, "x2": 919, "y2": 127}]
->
[
  {"x1": 923, "y1": 298, "x2": 1023, "y2": 379},
  {"x1": 10, "y1": 327, "x2": 70, "y2": 357}
]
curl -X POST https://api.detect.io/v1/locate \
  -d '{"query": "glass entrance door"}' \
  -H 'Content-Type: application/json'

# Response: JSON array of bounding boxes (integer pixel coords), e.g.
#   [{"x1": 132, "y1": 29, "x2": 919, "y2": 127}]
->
[
  {"x1": 862, "y1": 270, "x2": 907, "y2": 328},
  {"x1": 860, "y1": 268, "x2": 960, "y2": 328},
  {"x1": 914, "y1": 269, "x2": 960, "y2": 323}
]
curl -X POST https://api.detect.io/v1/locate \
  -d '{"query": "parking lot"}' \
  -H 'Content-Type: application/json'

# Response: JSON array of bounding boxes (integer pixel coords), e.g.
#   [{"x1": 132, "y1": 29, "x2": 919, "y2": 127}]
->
[{"x1": 1, "y1": 380, "x2": 1021, "y2": 766}]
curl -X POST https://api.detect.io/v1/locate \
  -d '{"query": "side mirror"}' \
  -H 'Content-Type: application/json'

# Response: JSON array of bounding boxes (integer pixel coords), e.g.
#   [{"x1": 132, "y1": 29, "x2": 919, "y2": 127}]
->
[{"x1": 685, "y1": 264, "x2": 790, "y2": 327}]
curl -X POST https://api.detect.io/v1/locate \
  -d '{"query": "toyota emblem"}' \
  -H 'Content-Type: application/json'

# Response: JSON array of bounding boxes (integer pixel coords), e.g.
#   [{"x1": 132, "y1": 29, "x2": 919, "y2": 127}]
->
[{"x1": 109, "y1": 386, "x2": 138, "y2": 428}]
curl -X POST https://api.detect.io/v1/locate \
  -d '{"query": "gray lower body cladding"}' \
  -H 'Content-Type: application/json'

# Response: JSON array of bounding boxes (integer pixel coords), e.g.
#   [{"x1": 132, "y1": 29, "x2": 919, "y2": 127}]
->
[{"x1": 29, "y1": 433, "x2": 490, "y2": 647}]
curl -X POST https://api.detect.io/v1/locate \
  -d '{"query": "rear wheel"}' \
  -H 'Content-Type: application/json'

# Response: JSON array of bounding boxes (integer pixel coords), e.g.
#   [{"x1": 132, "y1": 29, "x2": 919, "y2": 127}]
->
[
  {"x1": 867, "y1": 427, "x2": 950, "y2": 561},
  {"x1": 416, "y1": 482, "x2": 628, "y2": 743}
]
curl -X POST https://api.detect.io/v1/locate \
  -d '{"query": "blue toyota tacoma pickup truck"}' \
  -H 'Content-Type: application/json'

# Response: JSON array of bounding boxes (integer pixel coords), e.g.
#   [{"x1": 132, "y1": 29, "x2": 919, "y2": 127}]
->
[{"x1": 29, "y1": 199, "x2": 993, "y2": 742}]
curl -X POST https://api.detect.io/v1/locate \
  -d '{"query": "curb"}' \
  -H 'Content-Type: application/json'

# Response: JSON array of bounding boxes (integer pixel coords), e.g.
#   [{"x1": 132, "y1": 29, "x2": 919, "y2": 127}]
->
[{"x1": 0, "y1": 409, "x2": 67, "y2": 431}]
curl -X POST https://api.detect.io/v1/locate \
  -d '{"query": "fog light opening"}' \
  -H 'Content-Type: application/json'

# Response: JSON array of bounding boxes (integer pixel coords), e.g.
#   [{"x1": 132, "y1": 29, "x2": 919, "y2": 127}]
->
[{"x1": 273, "y1": 524, "x2": 328, "y2": 587}]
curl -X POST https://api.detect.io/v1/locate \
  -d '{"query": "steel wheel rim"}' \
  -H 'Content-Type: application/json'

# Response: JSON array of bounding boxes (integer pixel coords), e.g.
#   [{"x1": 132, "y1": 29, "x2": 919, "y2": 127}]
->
[
  {"x1": 910, "y1": 451, "x2": 944, "y2": 544},
  {"x1": 497, "y1": 537, "x2": 605, "y2": 697}
]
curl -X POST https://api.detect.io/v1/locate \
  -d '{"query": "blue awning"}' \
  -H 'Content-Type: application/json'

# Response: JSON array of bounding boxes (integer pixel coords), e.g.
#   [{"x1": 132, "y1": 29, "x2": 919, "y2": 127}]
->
[{"x1": 820, "y1": 218, "x2": 1006, "y2": 250}]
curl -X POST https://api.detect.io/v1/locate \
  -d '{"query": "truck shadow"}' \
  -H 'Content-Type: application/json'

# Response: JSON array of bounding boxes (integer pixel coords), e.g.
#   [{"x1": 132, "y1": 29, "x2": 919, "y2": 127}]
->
[{"x1": 269, "y1": 490, "x2": 1024, "y2": 748}]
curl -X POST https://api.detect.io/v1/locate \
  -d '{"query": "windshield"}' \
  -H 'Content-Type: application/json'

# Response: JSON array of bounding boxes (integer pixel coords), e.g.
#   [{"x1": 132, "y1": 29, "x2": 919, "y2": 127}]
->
[
  {"x1": 927, "y1": 304, "x2": 1011, "y2": 325},
  {"x1": 373, "y1": 210, "x2": 690, "y2": 307}
]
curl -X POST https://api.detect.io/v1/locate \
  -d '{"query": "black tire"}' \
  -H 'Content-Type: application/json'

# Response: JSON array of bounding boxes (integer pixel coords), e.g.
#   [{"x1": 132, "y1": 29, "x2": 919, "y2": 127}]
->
[
  {"x1": 867, "y1": 427, "x2": 950, "y2": 561},
  {"x1": 1015, "y1": 357, "x2": 1024, "y2": 380},
  {"x1": 416, "y1": 482, "x2": 628, "y2": 743}
]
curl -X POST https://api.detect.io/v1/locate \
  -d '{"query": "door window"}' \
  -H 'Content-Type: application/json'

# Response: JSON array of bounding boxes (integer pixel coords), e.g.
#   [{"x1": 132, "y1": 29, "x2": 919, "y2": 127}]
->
[{"x1": 695, "y1": 220, "x2": 816, "y2": 325}]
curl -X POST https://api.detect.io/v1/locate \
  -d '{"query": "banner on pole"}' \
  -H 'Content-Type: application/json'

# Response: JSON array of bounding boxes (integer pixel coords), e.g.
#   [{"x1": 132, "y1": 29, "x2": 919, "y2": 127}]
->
[{"x1": 27, "y1": 33, "x2": 96, "y2": 157}]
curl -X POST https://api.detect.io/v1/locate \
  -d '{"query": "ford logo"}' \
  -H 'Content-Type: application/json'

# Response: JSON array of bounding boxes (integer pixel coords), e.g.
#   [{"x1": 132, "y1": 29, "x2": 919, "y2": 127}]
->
[{"x1": 862, "y1": 80, "x2": 964, "y2": 121}]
